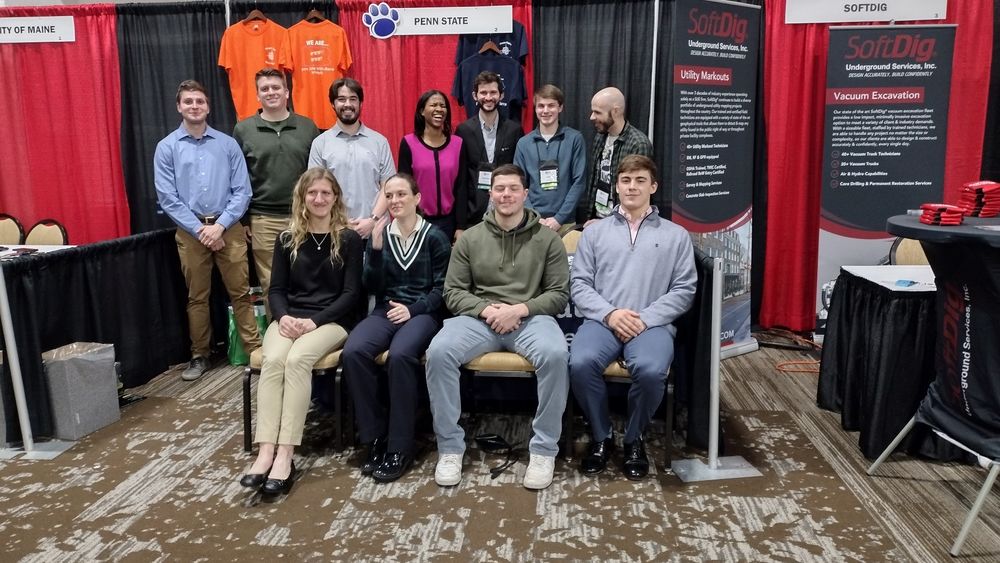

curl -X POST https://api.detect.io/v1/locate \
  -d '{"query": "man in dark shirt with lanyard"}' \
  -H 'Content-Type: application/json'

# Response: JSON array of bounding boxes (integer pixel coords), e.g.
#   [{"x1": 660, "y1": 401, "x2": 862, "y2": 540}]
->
[
  {"x1": 579, "y1": 87, "x2": 654, "y2": 227},
  {"x1": 454, "y1": 71, "x2": 524, "y2": 227}
]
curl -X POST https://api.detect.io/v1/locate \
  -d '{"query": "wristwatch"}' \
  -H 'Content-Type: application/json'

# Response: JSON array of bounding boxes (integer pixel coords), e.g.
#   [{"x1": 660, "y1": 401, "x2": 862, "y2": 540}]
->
[{"x1": 369, "y1": 213, "x2": 381, "y2": 221}]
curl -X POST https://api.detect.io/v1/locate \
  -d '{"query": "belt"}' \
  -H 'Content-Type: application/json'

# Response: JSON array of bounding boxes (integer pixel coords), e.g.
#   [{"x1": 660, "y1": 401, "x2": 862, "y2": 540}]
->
[{"x1": 196, "y1": 215, "x2": 218, "y2": 225}]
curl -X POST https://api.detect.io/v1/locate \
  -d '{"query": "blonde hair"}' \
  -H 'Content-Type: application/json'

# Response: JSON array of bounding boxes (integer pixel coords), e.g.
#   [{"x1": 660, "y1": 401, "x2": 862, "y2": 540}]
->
[{"x1": 284, "y1": 167, "x2": 350, "y2": 264}]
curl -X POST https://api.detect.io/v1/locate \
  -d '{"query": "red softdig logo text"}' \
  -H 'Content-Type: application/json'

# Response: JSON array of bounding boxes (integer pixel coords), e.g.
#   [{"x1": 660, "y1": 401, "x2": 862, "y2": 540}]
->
[
  {"x1": 688, "y1": 8, "x2": 748, "y2": 44},
  {"x1": 845, "y1": 34, "x2": 936, "y2": 63}
]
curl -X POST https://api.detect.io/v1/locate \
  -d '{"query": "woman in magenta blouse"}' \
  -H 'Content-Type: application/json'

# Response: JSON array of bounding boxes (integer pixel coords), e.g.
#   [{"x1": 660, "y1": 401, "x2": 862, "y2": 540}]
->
[{"x1": 398, "y1": 89, "x2": 467, "y2": 241}]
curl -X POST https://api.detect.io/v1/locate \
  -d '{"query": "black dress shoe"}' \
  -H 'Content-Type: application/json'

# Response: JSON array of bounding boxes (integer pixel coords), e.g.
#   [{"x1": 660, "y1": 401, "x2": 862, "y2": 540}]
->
[
  {"x1": 580, "y1": 436, "x2": 615, "y2": 475},
  {"x1": 361, "y1": 437, "x2": 387, "y2": 476},
  {"x1": 239, "y1": 471, "x2": 268, "y2": 489},
  {"x1": 261, "y1": 461, "x2": 296, "y2": 496},
  {"x1": 622, "y1": 438, "x2": 649, "y2": 480},
  {"x1": 373, "y1": 452, "x2": 412, "y2": 483}
]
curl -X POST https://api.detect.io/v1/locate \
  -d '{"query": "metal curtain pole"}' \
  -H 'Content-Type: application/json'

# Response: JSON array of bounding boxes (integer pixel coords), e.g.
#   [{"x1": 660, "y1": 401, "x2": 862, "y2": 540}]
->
[
  {"x1": 671, "y1": 257, "x2": 762, "y2": 482},
  {"x1": 0, "y1": 264, "x2": 35, "y2": 453}
]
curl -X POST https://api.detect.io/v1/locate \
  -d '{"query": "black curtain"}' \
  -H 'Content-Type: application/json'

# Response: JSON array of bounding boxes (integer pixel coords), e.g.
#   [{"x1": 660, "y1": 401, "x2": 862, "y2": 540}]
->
[
  {"x1": 229, "y1": 0, "x2": 339, "y2": 28},
  {"x1": 981, "y1": 0, "x2": 1000, "y2": 180},
  {"x1": 117, "y1": 2, "x2": 234, "y2": 235},
  {"x1": 0, "y1": 230, "x2": 189, "y2": 442},
  {"x1": 532, "y1": 0, "x2": 655, "y2": 146}
]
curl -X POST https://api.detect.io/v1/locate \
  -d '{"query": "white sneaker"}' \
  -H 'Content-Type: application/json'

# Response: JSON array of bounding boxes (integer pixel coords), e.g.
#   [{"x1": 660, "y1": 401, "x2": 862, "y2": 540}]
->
[
  {"x1": 523, "y1": 454, "x2": 555, "y2": 490},
  {"x1": 435, "y1": 453, "x2": 463, "y2": 486}
]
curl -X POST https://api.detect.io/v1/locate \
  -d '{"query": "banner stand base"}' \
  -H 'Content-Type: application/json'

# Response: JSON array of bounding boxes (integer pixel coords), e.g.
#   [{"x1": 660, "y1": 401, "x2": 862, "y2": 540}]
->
[
  {"x1": 721, "y1": 338, "x2": 758, "y2": 360},
  {"x1": 0, "y1": 439, "x2": 75, "y2": 460},
  {"x1": 671, "y1": 456, "x2": 763, "y2": 482}
]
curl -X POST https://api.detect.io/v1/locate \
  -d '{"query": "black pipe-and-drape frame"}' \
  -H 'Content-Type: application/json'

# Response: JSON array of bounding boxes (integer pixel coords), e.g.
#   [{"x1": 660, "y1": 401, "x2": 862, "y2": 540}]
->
[{"x1": 0, "y1": 230, "x2": 190, "y2": 442}]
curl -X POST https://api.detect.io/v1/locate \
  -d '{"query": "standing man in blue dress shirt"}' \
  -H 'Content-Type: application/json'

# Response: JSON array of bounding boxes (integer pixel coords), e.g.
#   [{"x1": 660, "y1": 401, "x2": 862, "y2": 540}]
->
[{"x1": 154, "y1": 80, "x2": 262, "y2": 381}]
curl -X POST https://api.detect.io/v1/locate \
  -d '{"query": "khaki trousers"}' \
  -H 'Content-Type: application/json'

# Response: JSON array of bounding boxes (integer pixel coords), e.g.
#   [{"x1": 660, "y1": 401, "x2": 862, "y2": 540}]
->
[
  {"x1": 175, "y1": 226, "x2": 262, "y2": 358},
  {"x1": 250, "y1": 214, "x2": 289, "y2": 313},
  {"x1": 255, "y1": 321, "x2": 348, "y2": 445}
]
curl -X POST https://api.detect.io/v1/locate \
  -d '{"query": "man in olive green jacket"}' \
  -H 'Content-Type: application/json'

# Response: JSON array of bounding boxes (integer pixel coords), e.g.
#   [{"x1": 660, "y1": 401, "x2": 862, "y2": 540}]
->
[{"x1": 426, "y1": 164, "x2": 569, "y2": 491}]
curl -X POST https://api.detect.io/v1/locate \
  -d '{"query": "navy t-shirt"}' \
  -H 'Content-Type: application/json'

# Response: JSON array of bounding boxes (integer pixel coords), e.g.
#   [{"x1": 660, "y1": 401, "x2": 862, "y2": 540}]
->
[{"x1": 454, "y1": 20, "x2": 529, "y2": 65}]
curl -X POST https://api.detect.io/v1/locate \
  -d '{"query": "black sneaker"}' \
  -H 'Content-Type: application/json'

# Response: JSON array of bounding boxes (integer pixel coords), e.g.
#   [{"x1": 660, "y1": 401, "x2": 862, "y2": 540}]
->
[{"x1": 181, "y1": 357, "x2": 209, "y2": 381}]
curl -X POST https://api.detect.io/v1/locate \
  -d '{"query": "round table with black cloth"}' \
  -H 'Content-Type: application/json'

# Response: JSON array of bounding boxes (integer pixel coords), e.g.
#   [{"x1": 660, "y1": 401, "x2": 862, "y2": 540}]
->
[
  {"x1": 885, "y1": 215, "x2": 1000, "y2": 461},
  {"x1": 817, "y1": 267, "x2": 963, "y2": 460}
]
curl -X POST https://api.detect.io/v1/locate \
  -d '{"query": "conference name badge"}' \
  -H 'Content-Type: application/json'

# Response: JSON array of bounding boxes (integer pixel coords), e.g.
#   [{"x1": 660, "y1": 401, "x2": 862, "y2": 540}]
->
[
  {"x1": 539, "y1": 162, "x2": 559, "y2": 191},
  {"x1": 478, "y1": 169, "x2": 492, "y2": 191}
]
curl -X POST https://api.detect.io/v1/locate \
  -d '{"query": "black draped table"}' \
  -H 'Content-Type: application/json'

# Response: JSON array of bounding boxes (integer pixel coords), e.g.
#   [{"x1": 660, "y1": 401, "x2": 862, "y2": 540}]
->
[
  {"x1": 817, "y1": 265, "x2": 966, "y2": 459},
  {"x1": 884, "y1": 215, "x2": 1000, "y2": 461},
  {"x1": 1, "y1": 229, "x2": 190, "y2": 443}
]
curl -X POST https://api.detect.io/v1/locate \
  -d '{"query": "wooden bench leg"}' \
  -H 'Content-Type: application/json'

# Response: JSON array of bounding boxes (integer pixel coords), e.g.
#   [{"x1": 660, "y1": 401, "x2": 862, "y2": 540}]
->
[{"x1": 242, "y1": 367, "x2": 253, "y2": 453}]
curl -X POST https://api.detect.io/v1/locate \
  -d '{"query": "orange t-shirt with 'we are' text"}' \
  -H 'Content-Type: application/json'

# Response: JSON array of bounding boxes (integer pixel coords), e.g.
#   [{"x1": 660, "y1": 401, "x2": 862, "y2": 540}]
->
[{"x1": 287, "y1": 20, "x2": 352, "y2": 130}]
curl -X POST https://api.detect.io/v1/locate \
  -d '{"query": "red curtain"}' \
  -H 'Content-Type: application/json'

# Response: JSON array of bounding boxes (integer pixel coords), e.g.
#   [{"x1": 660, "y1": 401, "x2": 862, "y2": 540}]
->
[
  {"x1": 759, "y1": 0, "x2": 992, "y2": 331},
  {"x1": 335, "y1": 0, "x2": 533, "y2": 164},
  {"x1": 0, "y1": 5, "x2": 129, "y2": 245}
]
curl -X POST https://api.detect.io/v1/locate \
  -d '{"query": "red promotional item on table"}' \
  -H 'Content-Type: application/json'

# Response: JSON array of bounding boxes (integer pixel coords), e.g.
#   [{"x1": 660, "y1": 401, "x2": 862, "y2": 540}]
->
[
  {"x1": 920, "y1": 203, "x2": 964, "y2": 225},
  {"x1": 958, "y1": 180, "x2": 1000, "y2": 217}
]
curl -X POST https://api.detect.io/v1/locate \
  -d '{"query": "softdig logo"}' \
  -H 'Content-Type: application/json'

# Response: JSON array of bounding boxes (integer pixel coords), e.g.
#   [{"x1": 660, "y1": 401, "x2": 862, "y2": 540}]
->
[
  {"x1": 845, "y1": 33, "x2": 935, "y2": 63},
  {"x1": 687, "y1": 8, "x2": 748, "y2": 44}
]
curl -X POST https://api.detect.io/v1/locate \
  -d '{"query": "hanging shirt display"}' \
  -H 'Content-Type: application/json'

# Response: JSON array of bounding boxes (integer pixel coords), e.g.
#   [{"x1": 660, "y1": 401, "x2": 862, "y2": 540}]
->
[
  {"x1": 219, "y1": 18, "x2": 291, "y2": 120},
  {"x1": 452, "y1": 52, "x2": 525, "y2": 122},
  {"x1": 454, "y1": 20, "x2": 529, "y2": 65},
  {"x1": 287, "y1": 19, "x2": 353, "y2": 130}
]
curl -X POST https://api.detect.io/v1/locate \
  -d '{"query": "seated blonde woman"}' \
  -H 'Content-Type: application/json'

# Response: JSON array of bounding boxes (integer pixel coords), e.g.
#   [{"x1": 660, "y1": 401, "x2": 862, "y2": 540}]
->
[{"x1": 240, "y1": 167, "x2": 363, "y2": 497}]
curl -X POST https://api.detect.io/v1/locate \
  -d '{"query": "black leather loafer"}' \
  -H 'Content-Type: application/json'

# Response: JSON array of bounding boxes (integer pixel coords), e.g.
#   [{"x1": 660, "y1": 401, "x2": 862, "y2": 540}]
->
[
  {"x1": 373, "y1": 452, "x2": 412, "y2": 483},
  {"x1": 580, "y1": 436, "x2": 615, "y2": 475},
  {"x1": 622, "y1": 438, "x2": 649, "y2": 480},
  {"x1": 239, "y1": 471, "x2": 268, "y2": 489},
  {"x1": 261, "y1": 461, "x2": 296, "y2": 496},
  {"x1": 361, "y1": 438, "x2": 387, "y2": 476}
]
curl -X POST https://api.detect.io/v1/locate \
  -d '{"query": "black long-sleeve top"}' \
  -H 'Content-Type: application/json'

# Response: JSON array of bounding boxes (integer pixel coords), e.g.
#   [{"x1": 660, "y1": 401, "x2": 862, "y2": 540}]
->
[{"x1": 269, "y1": 229, "x2": 364, "y2": 328}]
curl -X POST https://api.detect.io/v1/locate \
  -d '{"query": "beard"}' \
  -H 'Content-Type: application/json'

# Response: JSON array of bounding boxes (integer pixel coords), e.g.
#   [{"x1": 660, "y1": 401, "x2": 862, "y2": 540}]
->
[
  {"x1": 336, "y1": 108, "x2": 359, "y2": 125},
  {"x1": 593, "y1": 116, "x2": 613, "y2": 133}
]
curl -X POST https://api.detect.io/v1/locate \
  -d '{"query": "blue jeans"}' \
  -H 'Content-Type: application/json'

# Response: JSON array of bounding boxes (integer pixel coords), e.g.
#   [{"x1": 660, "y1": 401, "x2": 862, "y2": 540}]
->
[
  {"x1": 569, "y1": 320, "x2": 674, "y2": 443},
  {"x1": 425, "y1": 315, "x2": 569, "y2": 456}
]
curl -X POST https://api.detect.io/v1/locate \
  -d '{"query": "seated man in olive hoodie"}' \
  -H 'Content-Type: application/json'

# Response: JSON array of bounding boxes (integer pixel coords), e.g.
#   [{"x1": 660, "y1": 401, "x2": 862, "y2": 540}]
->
[{"x1": 425, "y1": 164, "x2": 570, "y2": 491}]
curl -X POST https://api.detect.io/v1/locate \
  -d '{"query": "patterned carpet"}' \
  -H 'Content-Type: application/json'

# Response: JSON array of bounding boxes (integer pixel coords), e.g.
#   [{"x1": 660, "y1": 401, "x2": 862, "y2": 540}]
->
[
  {"x1": 1, "y1": 391, "x2": 899, "y2": 561},
  {"x1": 3, "y1": 344, "x2": 999, "y2": 560}
]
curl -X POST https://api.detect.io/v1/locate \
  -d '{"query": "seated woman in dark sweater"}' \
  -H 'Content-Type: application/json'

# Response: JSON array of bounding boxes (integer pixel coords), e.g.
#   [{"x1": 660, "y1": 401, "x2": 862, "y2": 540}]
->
[
  {"x1": 342, "y1": 173, "x2": 451, "y2": 482},
  {"x1": 239, "y1": 167, "x2": 363, "y2": 497}
]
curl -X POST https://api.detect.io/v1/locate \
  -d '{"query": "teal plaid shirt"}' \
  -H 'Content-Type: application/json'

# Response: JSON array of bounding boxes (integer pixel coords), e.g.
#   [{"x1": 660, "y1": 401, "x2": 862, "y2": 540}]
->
[{"x1": 579, "y1": 122, "x2": 653, "y2": 222}]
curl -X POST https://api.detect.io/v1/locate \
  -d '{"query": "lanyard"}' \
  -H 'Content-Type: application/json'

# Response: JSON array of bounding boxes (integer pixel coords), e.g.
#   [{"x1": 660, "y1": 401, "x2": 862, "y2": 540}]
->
[{"x1": 534, "y1": 136, "x2": 563, "y2": 164}]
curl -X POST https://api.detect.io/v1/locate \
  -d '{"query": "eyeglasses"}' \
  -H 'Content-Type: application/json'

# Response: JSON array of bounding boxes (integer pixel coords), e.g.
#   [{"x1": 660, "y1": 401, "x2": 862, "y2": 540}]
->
[{"x1": 474, "y1": 433, "x2": 520, "y2": 479}]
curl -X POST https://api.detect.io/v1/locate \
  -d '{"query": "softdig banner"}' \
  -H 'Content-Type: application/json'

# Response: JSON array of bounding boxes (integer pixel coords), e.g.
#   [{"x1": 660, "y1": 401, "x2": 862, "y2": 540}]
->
[
  {"x1": 916, "y1": 243, "x2": 1000, "y2": 460},
  {"x1": 670, "y1": 0, "x2": 760, "y2": 356},
  {"x1": 816, "y1": 25, "x2": 955, "y2": 330}
]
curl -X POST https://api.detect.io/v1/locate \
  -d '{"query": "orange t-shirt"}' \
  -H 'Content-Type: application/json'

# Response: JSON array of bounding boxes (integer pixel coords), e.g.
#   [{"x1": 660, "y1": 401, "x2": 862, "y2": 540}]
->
[
  {"x1": 287, "y1": 20, "x2": 353, "y2": 130},
  {"x1": 218, "y1": 18, "x2": 291, "y2": 120}
]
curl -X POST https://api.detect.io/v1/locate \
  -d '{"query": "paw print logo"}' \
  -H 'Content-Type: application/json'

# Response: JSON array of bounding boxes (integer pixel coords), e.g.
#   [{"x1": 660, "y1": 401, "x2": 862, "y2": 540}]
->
[{"x1": 363, "y1": 2, "x2": 400, "y2": 39}]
